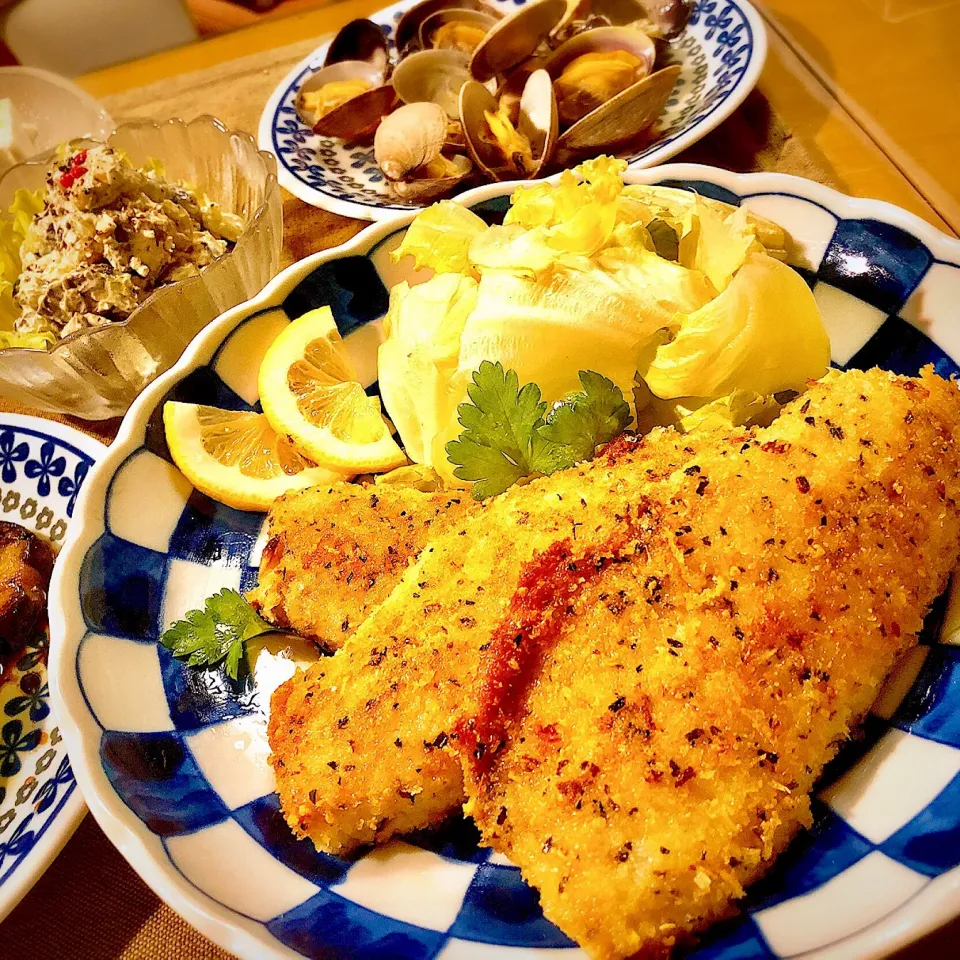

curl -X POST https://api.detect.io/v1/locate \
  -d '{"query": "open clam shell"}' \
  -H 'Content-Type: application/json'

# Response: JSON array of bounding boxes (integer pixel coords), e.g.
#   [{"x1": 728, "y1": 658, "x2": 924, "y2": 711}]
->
[
  {"x1": 395, "y1": 0, "x2": 501, "y2": 56},
  {"x1": 555, "y1": 0, "x2": 648, "y2": 37},
  {"x1": 545, "y1": 25, "x2": 656, "y2": 126},
  {"x1": 419, "y1": 8, "x2": 499, "y2": 54},
  {"x1": 324, "y1": 18, "x2": 391, "y2": 76},
  {"x1": 391, "y1": 48, "x2": 474, "y2": 119},
  {"x1": 555, "y1": 0, "x2": 690, "y2": 40},
  {"x1": 461, "y1": 69, "x2": 557, "y2": 181},
  {"x1": 296, "y1": 59, "x2": 386, "y2": 129},
  {"x1": 312, "y1": 85, "x2": 400, "y2": 142},
  {"x1": 555, "y1": 61, "x2": 680, "y2": 156},
  {"x1": 469, "y1": 0, "x2": 568, "y2": 83},
  {"x1": 494, "y1": 54, "x2": 552, "y2": 124},
  {"x1": 546, "y1": 24, "x2": 656, "y2": 76}
]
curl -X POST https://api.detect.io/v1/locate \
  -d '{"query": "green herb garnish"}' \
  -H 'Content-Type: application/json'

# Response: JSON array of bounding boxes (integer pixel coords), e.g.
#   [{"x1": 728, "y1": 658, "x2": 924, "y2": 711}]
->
[
  {"x1": 446, "y1": 361, "x2": 633, "y2": 501},
  {"x1": 647, "y1": 218, "x2": 680, "y2": 261},
  {"x1": 161, "y1": 588, "x2": 271, "y2": 679},
  {"x1": 540, "y1": 370, "x2": 633, "y2": 464}
]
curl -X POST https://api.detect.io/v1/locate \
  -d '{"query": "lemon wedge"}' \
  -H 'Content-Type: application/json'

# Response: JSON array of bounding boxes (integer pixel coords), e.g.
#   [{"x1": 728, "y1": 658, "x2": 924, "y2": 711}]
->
[
  {"x1": 258, "y1": 306, "x2": 406, "y2": 474},
  {"x1": 163, "y1": 401, "x2": 343, "y2": 512}
]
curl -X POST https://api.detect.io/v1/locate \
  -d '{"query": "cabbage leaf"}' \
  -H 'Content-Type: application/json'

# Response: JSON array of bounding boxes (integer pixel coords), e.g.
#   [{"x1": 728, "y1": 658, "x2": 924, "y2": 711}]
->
[
  {"x1": 644, "y1": 253, "x2": 831, "y2": 400},
  {"x1": 391, "y1": 200, "x2": 487, "y2": 275}
]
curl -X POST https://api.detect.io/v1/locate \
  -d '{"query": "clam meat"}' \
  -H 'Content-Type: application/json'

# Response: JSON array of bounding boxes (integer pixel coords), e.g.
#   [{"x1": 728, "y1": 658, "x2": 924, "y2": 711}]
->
[
  {"x1": 553, "y1": 50, "x2": 648, "y2": 125},
  {"x1": 420, "y1": 9, "x2": 498, "y2": 54},
  {"x1": 461, "y1": 69, "x2": 557, "y2": 180}
]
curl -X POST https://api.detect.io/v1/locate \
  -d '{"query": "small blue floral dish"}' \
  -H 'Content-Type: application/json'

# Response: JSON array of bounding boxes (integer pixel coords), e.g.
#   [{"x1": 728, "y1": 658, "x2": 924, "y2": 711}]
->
[
  {"x1": 259, "y1": 0, "x2": 768, "y2": 221},
  {"x1": 50, "y1": 164, "x2": 960, "y2": 960},
  {"x1": 0, "y1": 413, "x2": 103, "y2": 922}
]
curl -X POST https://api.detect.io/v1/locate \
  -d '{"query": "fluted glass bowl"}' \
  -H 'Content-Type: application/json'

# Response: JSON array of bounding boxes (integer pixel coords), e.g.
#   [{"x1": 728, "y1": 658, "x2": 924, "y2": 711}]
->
[{"x1": 0, "y1": 116, "x2": 282, "y2": 420}]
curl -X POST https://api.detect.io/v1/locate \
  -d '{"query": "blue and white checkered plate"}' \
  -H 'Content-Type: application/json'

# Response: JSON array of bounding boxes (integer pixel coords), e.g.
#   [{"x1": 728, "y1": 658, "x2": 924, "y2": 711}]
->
[
  {"x1": 0, "y1": 414, "x2": 103, "y2": 922},
  {"x1": 50, "y1": 165, "x2": 960, "y2": 960},
  {"x1": 258, "y1": 0, "x2": 767, "y2": 221}
]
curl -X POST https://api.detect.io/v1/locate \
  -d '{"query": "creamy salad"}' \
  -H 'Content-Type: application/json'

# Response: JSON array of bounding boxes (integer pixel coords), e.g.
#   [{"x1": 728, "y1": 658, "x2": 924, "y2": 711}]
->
[{"x1": 4, "y1": 144, "x2": 242, "y2": 344}]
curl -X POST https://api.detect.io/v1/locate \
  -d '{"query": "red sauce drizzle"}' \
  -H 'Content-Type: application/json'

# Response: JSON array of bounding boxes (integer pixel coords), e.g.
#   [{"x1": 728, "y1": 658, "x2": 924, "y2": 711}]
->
[{"x1": 456, "y1": 507, "x2": 646, "y2": 778}]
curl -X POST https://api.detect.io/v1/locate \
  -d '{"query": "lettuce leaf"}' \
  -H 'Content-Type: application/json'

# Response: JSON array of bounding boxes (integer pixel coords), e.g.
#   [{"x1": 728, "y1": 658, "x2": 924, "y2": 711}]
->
[
  {"x1": 392, "y1": 200, "x2": 487, "y2": 275},
  {"x1": 0, "y1": 187, "x2": 45, "y2": 337},
  {"x1": 504, "y1": 156, "x2": 627, "y2": 259},
  {"x1": 378, "y1": 273, "x2": 478, "y2": 466},
  {"x1": 644, "y1": 253, "x2": 831, "y2": 400}
]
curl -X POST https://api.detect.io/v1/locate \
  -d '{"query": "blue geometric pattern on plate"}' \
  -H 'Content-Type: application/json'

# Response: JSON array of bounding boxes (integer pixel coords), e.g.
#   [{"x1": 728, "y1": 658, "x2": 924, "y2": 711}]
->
[{"x1": 66, "y1": 172, "x2": 960, "y2": 960}]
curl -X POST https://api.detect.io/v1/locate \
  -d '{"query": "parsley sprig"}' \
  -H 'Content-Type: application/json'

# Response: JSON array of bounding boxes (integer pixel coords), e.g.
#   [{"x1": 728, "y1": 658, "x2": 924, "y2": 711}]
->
[
  {"x1": 446, "y1": 362, "x2": 632, "y2": 501},
  {"x1": 161, "y1": 589, "x2": 272, "y2": 679}
]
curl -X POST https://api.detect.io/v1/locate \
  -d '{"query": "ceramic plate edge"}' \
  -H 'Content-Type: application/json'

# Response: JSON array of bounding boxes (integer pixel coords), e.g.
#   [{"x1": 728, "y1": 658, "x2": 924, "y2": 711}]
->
[
  {"x1": 0, "y1": 414, "x2": 105, "y2": 923},
  {"x1": 49, "y1": 164, "x2": 960, "y2": 960}
]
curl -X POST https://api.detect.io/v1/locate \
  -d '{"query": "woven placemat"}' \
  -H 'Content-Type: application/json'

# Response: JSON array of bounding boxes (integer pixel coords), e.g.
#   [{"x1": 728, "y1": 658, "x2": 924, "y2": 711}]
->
[{"x1": 2, "y1": 29, "x2": 951, "y2": 960}]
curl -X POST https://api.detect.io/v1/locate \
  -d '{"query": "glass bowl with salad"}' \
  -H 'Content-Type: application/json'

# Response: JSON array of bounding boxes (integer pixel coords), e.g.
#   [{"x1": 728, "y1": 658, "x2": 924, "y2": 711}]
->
[{"x1": 0, "y1": 115, "x2": 282, "y2": 419}]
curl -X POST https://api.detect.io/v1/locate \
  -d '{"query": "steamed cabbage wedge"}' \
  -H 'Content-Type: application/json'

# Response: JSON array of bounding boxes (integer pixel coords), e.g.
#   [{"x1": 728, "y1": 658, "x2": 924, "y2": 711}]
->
[{"x1": 379, "y1": 157, "x2": 830, "y2": 485}]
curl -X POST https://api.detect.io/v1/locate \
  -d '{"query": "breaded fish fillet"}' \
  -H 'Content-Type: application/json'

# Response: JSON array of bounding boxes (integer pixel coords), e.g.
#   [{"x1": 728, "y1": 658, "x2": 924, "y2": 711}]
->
[
  {"x1": 456, "y1": 367, "x2": 960, "y2": 959},
  {"x1": 248, "y1": 482, "x2": 468, "y2": 650},
  {"x1": 269, "y1": 446, "x2": 666, "y2": 850},
  {"x1": 268, "y1": 368, "x2": 960, "y2": 878}
]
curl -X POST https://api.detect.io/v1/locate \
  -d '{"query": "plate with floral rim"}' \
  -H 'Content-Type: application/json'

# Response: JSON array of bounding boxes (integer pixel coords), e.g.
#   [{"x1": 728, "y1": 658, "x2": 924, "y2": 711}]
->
[
  {"x1": 258, "y1": 0, "x2": 767, "y2": 221},
  {"x1": 0, "y1": 413, "x2": 103, "y2": 922}
]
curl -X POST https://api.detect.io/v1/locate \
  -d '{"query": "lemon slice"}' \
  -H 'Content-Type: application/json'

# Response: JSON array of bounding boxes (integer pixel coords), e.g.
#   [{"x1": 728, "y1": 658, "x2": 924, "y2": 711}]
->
[
  {"x1": 164, "y1": 401, "x2": 343, "y2": 511},
  {"x1": 258, "y1": 306, "x2": 406, "y2": 473}
]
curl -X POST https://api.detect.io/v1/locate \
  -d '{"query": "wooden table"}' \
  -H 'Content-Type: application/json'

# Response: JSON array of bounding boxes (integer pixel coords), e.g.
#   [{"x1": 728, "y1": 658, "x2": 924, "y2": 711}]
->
[{"x1": 3, "y1": 1, "x2": 960, "y2": 957}]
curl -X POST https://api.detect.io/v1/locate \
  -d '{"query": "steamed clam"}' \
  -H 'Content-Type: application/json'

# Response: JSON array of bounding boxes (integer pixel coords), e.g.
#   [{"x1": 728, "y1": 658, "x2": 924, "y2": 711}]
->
[
  {"x1": 296, "y1": 60, "x2": 387, "y2": 130},
  {"x1": 374, "y1": 102, "x2": 474, "y2": 201},
  {"x1": 391, "y1": 48, "x2": 474, "y2": 118},
  {"x1": 556, "y1": 62, "x2": 680, "y2": 157},
  {"x1": 297, "y1": 20, "x2": 393, "y2": 138},
  {"x1": 548, "y1": 26, "x2": 656, "y2": 125},
  {"x1": 555, "y1": 0, "x2": 691, "y2": 41},
  {"x1": 296, "y1": 0, "x2": 690, "y2": 204},
  {"x1": 461, "y1": 69, "x2": 557, "y2": 181},
  {"x1": 469, "y1": 0, "x2": 567, "y2": 83},
  {"x1": 419, "y1": 8, "x2": 498, "y2": 54},
  {"x1": 633, "y1": 0, "x2": 692, "y2": 39},
  {"x1": 395, "y1": 0, "x2": 501, "y2": 55},
  {"x1": 324, "y1": 18, "x2": 390, "y2": 73}
]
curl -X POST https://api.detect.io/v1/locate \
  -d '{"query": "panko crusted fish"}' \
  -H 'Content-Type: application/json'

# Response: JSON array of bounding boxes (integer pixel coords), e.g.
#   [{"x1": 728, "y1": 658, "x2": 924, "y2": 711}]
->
[
  {"x1": 455, "y1": 365, "x2": 960, "y2": 958},
  {"x1": 268, "y1": 367, "x2": 960, "y2": 957},
  {"x1": 249, "y1": 481, "x2": 469, "y2": 650}
]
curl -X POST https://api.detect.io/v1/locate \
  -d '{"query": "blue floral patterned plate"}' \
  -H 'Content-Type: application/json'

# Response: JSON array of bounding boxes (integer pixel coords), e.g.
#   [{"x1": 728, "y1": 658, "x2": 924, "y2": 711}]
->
[
  {"x1": 0, "y1": 413, "x2": 103, "y2": 922},
  {"x1": 258, "y1": 0, "x2": 767, "y2": 221},
  {"x1": 49, "y1": 165, "x2": 960, "y2": 960}
]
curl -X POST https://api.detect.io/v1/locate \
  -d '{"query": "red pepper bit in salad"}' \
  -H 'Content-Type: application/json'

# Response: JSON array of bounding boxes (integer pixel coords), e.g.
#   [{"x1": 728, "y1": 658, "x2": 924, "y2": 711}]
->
[{"x1": 58, "y1": 149, "x2": 89, "y2": 190}]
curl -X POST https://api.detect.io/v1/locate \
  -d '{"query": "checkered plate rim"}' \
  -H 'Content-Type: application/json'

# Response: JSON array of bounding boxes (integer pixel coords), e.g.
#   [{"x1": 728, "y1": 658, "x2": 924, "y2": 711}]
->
[{"x1": 49, "y1": 164, "x2": 960, "y2": 960}]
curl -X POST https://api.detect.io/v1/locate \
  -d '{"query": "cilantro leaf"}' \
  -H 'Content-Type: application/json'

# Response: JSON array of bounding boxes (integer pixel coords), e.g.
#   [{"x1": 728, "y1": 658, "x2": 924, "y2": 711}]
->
[
  {"x1": 446, "y1": 361, "x2": 558, "y2": 500},
  {"x1": 446, "y1": 363, "x2": 632, "y2": 501},
  {"x1": 161, "y1": 588, "x2": 272, "y2": 679},
  {"x1": 541, "y1": 371, "x2": 633, "y2": 463},
  {"x1": 647, "y1": 218, "x2": 680, "y2": 261}
]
